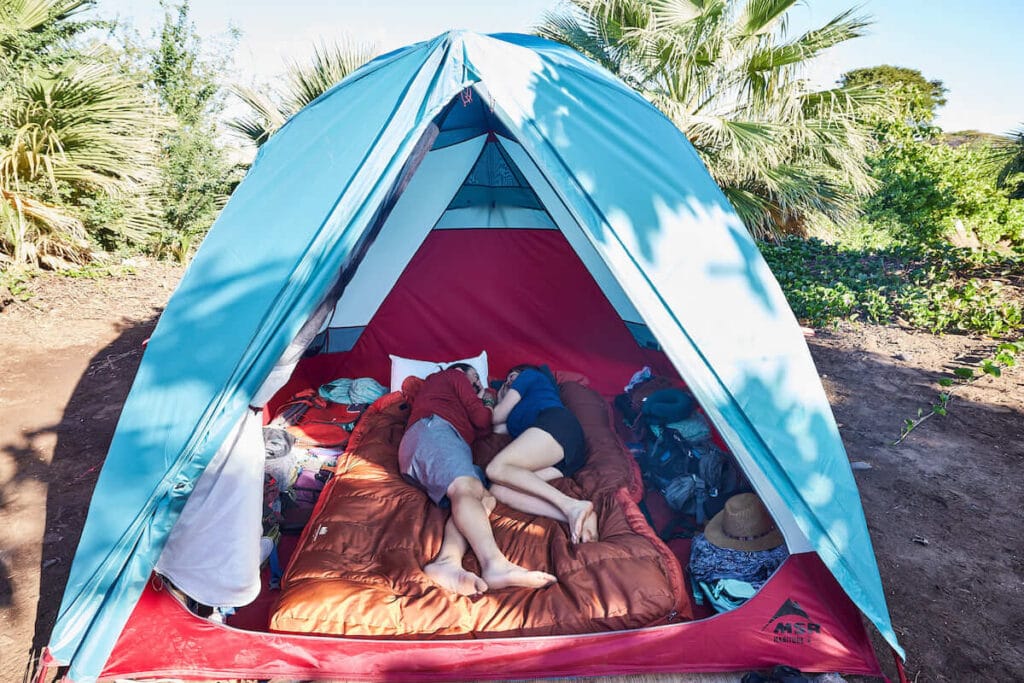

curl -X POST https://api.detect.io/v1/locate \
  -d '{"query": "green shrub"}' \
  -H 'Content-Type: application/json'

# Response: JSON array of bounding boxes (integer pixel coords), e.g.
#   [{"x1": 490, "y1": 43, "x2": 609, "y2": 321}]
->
[
  {"x1": 865, "y1": 129, "x2": 1024, "y2": 249},
  {"x1": 760, "y1": 237, "x2": 1023, "y2": 337}
]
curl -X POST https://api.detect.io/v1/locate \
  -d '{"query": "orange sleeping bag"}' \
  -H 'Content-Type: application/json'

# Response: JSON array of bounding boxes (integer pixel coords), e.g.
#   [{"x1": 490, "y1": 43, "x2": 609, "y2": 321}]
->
[{"x1": 270, "y1": 381, "x2": 690, "y2": 637}]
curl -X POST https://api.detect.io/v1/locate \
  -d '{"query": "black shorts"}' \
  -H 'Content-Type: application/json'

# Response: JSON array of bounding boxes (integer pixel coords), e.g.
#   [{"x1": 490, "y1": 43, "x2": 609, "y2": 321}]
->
[{"x1": 533, "y1": 407, "x2": 586, "y2": 477}]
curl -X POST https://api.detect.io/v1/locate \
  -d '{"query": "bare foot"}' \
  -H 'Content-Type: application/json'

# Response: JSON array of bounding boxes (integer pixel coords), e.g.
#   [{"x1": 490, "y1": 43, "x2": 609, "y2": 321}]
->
[
  {"x1": 482, "y1": 561, "x2": 556, "y2": 590},
  {"x1": 565, "y1": 499, "x2": 595, "y2": 544},
  {"x1": 579, "y1": 507, "x2": 599, "y2": 543},
  {"x1": 424, "y1": 558, "x2": 488, "y2": 596}
]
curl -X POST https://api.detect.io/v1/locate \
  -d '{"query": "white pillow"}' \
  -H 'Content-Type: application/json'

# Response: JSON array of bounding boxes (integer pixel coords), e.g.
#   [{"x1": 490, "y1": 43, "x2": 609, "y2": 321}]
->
[{"x1": 389, "y1": 351, "x2": 489, "y2": 392}]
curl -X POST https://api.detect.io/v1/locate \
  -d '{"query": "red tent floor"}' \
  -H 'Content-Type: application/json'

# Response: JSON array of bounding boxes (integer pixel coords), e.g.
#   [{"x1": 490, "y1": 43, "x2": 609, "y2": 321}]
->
[{"x1": 41, "y1": 552, "x2": 883, "y2": 681}]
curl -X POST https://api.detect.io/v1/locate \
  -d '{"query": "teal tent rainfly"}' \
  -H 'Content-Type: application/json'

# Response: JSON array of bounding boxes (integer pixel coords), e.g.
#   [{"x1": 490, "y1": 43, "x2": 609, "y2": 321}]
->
[{"x1": 43, "y1": 30, "x2": 903, "y2": 682}]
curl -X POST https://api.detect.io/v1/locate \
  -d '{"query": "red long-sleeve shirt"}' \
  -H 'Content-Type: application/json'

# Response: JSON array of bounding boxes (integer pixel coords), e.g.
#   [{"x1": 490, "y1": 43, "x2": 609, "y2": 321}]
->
[{"x1": 408, "y1": 368, "x2": 492, "y2": 443}]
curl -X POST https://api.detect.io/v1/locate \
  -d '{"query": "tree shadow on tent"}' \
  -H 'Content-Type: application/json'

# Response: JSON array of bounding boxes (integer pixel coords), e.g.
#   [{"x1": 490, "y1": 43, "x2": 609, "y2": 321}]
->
[
  {"x1": 23, "y1": 248, "x2": 305, "y2": 681},
  {"x1": 485, "y1": 48, "x2": 783, "y2": 320}
]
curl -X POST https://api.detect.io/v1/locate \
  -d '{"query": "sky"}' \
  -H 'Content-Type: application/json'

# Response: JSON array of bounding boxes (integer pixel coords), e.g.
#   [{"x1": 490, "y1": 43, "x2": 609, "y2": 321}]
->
[{"x1": 98, "y1": 0, "x2": 1024, "y2": 134}]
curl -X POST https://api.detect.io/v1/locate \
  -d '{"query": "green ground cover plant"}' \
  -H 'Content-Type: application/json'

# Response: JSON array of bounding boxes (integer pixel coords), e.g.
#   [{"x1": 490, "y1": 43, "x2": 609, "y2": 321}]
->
[
  {"x1": 760, "y1": 236, "x2": 1023, "y2": 337},
  {"x1": 894, "y1": 341, "x2": 1021, "y2": 444},
  {"x1": 0, "y1": 267, "x2": 34, "y2": 306}
]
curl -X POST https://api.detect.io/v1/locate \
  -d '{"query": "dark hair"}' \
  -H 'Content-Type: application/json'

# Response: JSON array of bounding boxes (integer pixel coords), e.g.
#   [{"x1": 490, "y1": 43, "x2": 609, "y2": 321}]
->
[
  {"x1": 507, "y1": 364, "x2": 538, "y2": 376},
  {"x1": 448, "y1": 362, "x2": 475, "y2": 373},
  {"x1": 507, "y1": 364, "x2": 558, "y2": 390}
]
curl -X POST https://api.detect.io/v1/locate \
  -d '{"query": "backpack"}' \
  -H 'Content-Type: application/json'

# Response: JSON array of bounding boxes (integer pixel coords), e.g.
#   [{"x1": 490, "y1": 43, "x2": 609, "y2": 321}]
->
[
  {"x1": 614, "y1": 375, "x2": 678, "y2": 428},
  {"x1": 662, "y1": 443, "x2": 746, "y2": 524},
  {"x1": 271, "y1": 389, "x2": 359, "y2": 448},
  {"x1": 640, "y1": 426, "x2": 699, "y2": 488},
  {"x1": 638, "y1": 426, "x2": 747, "y2": 536}
]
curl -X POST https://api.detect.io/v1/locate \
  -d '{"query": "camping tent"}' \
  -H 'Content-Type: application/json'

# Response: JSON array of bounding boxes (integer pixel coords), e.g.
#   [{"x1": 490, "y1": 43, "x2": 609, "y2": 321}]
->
[{"x1": 43, "y1": 31, "x2": 903, "y2": 682}]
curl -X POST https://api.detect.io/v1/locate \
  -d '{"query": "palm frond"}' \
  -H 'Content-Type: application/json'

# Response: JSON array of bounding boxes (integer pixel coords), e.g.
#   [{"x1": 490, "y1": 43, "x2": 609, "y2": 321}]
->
[
  {"x1": 0, "y1": 0, "x2": 92, "y2": 34},
  {"x1": 0, "y1": 0, "x2": 165, "y2": 265},
  {"x1": 284, "y1": 38, "x2": 376, "y2": 112},
  {"x1": 536, "y1": 8, "x2": 626, "y2": 77},
  {"x1": 227, "y1": 85, "x2": 289, "y2": 145},
  {"x1": 2, "y1": 58, "x2": 165, "y2": 193},
  {"x1": 721, "y1": 185, "x2": 773, "y2": 236},
  {"x1": 736, "y1": 0, "x2": 798, "y2": 38},
  {"x1": 538, "y1": 0, "x2": 878, "y2": 236},
  {"x1": 1, "y1": 186, "x2": 90, "y2": 266},
  {"x1": 0, "y1": 0, "x2": 95, "y2": 68},
  {"x1": 648, "y1": 0, "x2": 705, "y2": 27},
  {"x1": 747, "y1": 9, "x2": 869, "y2": 73},
  {"x1": 227, "y1": 38, "x2": 376, "y2": 149}
]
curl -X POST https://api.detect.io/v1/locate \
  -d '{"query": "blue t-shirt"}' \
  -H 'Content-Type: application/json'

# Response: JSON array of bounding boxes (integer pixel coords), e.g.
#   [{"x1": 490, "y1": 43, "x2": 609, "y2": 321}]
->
[{"x1": 506, "y1": 368, "x2": 563, "y2": 437}]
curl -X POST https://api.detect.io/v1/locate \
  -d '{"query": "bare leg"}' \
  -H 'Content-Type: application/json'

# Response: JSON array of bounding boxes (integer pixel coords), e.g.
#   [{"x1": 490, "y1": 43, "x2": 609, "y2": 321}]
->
[
  {"x1": 490, "y1": 484, "x2": 566, "y2": 522},
  {"x1": 423, "y1": 516, "x2": 488, "y2": 596},
  {"x1": 424, "y1": 493, "x2": 499, "y2": 595},
  {"x1": 490, "y1": 467, "x2": 566, "y2": 521},
  {"x1": 446, "y1": 476, "x2": 556, "y2": 590},
  {"x1": 486, "y1": 429, "x2": 598, "y2": 543},
  {"x1": 491, "y1": 482, "x2": 599, "y2": 544}
]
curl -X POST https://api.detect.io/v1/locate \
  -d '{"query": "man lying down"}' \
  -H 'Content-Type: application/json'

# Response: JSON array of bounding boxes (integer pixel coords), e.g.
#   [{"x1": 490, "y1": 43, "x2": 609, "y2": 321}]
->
[{"x1": 399, "y1": 363, "x2": 598, "y2": 596}]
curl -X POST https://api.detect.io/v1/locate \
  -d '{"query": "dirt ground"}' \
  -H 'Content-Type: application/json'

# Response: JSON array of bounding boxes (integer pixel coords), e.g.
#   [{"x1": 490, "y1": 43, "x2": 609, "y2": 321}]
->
[{"x1": 1, "y1": 259, "x2": 1021, "y2": 683}]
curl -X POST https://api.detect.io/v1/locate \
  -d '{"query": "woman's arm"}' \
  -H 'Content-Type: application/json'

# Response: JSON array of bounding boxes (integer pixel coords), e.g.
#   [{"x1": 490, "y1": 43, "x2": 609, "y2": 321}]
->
[{"x1": 492, "y1": 388, "x2": 521, "y2": 425}]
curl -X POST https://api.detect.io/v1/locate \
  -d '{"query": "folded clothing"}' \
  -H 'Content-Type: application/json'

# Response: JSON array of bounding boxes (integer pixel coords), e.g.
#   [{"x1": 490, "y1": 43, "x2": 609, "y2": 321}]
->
[{"x1": 318, "y1": 377, "x2": 387, "y2": 405}]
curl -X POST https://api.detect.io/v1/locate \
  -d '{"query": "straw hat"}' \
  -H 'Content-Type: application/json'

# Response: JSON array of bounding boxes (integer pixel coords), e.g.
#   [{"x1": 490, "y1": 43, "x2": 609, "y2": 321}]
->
[{"x1": 703, "y1": 493, "x2": 784, "y2": 552}]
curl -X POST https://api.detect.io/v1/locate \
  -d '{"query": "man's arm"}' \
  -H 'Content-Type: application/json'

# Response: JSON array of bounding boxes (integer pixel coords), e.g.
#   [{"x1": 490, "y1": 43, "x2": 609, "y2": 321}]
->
[{"x1": 454, "y1": 372, "x2": 493, "y2": 433}]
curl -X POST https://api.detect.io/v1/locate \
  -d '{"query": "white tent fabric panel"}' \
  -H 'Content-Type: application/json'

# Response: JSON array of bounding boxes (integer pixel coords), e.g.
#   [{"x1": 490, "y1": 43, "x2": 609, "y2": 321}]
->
[
  {"x1": 328, "y1": 131, "x2": 642, "y2": 332},
  {"x1": 497, "y1": 136, "x2": 644, "y2": 327},
  {"x1": 251, "y1": 295, "x2": 335, "y2": 407},
  {"x1": 328, "y1": 136, "x2": 486, "y2": 329},
  {"x1": 154, "y1": 409, "x2": 266, "y2": 607}
]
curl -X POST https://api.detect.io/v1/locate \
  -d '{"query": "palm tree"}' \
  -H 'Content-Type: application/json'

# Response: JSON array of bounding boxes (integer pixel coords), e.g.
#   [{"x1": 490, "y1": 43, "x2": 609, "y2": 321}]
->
[
  {"x1": 1, "y1": 0, "x2": 164, "y2": 268},
  {"x1": 994, "y1": 125, "x2": 1024, "y2": 199},
  {"x1": 228, "y1": 38, "x2": 377, "y2": 148},
  {"x1": 536, "y1": 0, "x2": 883, "y2": 237},
  {"x1": 0, "y1": 0, "x2": 92, "y2": 66}
]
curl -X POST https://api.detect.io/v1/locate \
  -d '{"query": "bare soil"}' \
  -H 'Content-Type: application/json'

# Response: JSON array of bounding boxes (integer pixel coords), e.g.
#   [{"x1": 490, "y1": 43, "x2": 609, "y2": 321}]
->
[{"x1": 1, "y1": 261, "x2": 1021, "y2": 683}]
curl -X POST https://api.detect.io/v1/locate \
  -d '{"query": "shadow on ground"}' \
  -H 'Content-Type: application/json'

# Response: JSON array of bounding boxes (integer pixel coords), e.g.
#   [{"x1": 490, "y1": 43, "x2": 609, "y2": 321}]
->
[{"x1": 14, "y1": 315, "x2": 159, "y2": 682}]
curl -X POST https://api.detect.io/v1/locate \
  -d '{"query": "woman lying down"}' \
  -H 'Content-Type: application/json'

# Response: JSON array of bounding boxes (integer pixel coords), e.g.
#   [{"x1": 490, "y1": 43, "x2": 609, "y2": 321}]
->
[{"x1": 398, "y1": 363, "x2": 598, "y2": 596}]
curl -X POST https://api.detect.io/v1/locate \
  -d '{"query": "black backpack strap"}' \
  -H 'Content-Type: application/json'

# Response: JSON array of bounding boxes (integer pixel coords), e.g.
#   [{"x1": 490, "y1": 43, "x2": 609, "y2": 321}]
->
[{"x1": 658, "y1": 515, "x2": 698, "y2": 541}]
